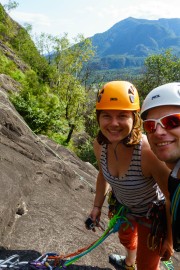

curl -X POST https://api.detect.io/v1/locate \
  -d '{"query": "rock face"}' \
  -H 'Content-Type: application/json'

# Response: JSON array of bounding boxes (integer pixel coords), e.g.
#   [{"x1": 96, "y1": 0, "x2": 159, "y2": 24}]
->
[
  {"x1": 0, "y1": 77, "x2": 121, "y2": 269},
  {"x1": 0, "y1": 78, "x2": 179, "y2": 270}
]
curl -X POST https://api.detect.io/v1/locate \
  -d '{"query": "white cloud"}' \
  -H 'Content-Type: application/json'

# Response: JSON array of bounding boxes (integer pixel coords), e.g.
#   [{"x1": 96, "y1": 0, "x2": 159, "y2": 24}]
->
[{"x1": 11, "y1": 11, "x2": 51, "y2": 27}]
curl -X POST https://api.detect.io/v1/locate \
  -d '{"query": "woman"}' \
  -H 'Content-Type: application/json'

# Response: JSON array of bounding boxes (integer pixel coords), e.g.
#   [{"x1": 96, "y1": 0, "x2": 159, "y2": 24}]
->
[{"x1": 89, "y1": 81, "x2": 173, "y2": 270}]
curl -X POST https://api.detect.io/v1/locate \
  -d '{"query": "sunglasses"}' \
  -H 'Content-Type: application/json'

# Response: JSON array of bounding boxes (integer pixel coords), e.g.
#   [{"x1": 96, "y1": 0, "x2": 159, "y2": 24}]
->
[{"x1": 143, "y1": 113, "x2": 180, "y2": 134}]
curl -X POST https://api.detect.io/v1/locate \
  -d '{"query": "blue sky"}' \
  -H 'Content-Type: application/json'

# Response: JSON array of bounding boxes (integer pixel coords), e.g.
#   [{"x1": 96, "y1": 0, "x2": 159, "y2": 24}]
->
[{"x1": 1, "y1": 0, "x2": 180, "y2": 39}]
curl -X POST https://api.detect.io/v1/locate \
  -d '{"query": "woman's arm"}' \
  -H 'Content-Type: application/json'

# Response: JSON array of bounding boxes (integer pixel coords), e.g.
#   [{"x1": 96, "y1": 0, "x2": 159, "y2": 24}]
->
[
  {"x1": 93, "y1": 169, "x2": 110, "y2": 209},
  {"x1": 89, "y1": 140, "x2": 110, "y2": 223}
]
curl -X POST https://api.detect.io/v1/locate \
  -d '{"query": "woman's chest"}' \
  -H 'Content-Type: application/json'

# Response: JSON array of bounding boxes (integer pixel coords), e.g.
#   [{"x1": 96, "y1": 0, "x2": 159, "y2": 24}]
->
[{"x1": 107, "y1": 145, "x2": 135, "y2": 178}]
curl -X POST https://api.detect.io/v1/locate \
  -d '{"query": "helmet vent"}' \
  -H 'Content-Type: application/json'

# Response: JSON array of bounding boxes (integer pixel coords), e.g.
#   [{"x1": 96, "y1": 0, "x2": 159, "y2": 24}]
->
[
  {"x1": 128, "y1": 86, "x2": 135, "y2": 103},
  {"x1": 110, "y1": 98, "x2": 118, "y2": 101},
  {"x1": 128, "y1": 86, "x2": 135, "y2": 95},
  {"x1": 97, "y1": 89, "x2": 104, "y2": 103},
  {"x1": 129, "y1": 95, "x2": 134, "y2": 103}
]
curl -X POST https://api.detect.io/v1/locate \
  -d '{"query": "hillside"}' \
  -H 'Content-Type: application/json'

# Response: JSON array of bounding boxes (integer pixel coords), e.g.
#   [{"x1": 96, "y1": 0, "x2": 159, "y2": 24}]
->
[{"x1": 90, "y1": 17, "x2": 180, "y2": 70}]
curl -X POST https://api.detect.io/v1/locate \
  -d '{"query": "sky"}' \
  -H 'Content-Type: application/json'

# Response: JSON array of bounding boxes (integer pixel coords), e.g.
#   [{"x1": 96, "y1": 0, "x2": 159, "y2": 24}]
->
[{"x1": 1, "y1": 0, "x2": 180, "y2": 40}]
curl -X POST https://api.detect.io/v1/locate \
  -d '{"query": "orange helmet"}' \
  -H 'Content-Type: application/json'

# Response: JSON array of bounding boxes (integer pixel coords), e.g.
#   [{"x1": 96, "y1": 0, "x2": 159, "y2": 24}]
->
[{"x1": 96, "y1": 81, "x2": 140, "y2": 111}]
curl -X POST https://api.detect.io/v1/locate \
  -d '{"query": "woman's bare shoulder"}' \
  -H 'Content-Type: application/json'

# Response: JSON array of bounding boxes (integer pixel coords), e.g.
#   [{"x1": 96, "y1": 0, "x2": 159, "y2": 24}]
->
[{"x1": 141, "y1": 134, "x2": 151, "y2": 152}]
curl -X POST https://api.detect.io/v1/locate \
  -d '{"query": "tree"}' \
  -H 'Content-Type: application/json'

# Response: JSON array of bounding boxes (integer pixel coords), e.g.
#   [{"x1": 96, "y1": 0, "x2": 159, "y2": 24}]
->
[
  {"x1": 135, "y1": 49, "x2": 180, "y2": 103},
  {"x1": 46, "y1": 33, "x2": 95, "y2": 143},
  {"x1": 34, "y1": 33, "x2": 55, "y2": 64},
  {"x1": 3, "y1": 0, "x2": 19, "y2": 12}
]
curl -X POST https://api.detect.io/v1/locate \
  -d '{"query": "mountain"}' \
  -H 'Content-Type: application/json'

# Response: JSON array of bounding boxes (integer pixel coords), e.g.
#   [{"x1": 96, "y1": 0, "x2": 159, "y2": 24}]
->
[{"x1": 89, "y1": 17, "x2": 180, "y2": 70}]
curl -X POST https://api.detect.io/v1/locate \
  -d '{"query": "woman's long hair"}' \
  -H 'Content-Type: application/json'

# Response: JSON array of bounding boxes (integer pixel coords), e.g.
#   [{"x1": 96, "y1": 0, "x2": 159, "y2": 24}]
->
[{"x1": 96, "y1": 110, "x2": 142, "y2": 146}]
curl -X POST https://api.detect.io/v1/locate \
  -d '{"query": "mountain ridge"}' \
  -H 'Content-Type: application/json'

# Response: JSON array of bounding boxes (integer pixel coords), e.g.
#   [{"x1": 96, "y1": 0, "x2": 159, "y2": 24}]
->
[{"x1": 89, "y1": 17, "x2": 180, "y2": 70}]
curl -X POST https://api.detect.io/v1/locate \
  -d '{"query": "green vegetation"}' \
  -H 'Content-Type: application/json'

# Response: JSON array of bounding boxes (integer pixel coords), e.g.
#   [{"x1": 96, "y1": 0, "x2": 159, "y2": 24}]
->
[
  {"x1": 0, "y1": 3, "x2": 98, "y2": 156},
  {"x1": 135, "y1": 49, "x2": 180, "y2": 105},
  {"x1": 1, "y1": 3, "x2": 180, "y2": 167},
  {"x1": 3, "y1": 0, "x2": 19, "y2": 12}
]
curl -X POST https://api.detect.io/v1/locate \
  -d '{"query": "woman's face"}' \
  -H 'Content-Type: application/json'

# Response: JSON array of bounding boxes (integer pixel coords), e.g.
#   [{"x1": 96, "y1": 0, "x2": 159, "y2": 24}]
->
[{"x1": 99, "y1": 110, "x2": 134, "y2": 144}]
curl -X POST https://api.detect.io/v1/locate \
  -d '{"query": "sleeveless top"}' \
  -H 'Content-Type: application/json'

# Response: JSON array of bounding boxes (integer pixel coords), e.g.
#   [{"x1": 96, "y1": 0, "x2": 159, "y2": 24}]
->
[
  {"x1": 100, "y1": 140, "x2": 164, "y2": 217},
  {"x1": 168, "y1": 160, "x2": 180, "y2": 252}
]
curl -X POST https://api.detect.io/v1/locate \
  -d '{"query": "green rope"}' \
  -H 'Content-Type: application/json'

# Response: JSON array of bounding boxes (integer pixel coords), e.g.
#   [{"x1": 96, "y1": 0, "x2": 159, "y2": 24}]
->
[
  {"x1": 163, "y1": 259, "x2": 174, "y2": 270},
  {"x1": 59, "y1": 206, "x2": 131, "y2": 268}
]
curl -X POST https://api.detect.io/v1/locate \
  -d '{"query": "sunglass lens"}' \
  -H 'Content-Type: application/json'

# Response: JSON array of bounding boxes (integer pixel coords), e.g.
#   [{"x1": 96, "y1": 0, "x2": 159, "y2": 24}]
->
[
  {"x1": 162, "y1": 114, "x2": 180, "y2": 129},
  {"x1": 143, "y1": 121, "x2": 155, "y2": 133}
]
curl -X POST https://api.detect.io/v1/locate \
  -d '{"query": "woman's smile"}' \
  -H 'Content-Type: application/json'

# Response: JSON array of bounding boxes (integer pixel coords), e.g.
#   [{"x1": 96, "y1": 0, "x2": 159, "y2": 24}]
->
[{"x1": 99, "y1": 110, "x2": 134, "y2": 143}]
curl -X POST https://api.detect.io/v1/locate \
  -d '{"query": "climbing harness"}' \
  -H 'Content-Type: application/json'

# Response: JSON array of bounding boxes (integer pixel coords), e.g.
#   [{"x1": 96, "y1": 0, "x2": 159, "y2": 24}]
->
[{"x1": 107, "y1": 189, "x2": 122, "y2": 219}]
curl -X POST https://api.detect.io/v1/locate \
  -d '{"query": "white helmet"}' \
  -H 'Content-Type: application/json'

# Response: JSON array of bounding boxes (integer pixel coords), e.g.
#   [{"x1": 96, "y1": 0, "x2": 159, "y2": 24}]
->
[{"x1": 141, "y1": 82, "x2": 180, "y2": 120}]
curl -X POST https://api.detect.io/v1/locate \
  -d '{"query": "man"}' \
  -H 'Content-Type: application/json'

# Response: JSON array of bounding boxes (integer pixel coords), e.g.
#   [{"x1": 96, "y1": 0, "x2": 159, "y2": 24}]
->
[{"x1": 141, "y1": 82, "x2": 180, "y2": 252}]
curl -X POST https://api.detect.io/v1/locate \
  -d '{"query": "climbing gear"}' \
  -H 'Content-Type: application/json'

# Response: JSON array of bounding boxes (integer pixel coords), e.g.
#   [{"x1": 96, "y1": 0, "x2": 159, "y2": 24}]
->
[
  {"x1": 6, "y1": 206, "x2": 130, "y2": 270},
  {"x1": 168, "y1": 159, "x2": 180, "y2": 252},
  {"x1": 141, "y1": 82, "x2": 180, "y2": 120},
  {"x1": 85, "y1": 216, "x2": 106, "y2": 231},
  {"x1": 146, "y1": 200, "x2": 167, "y2": 251},
  {"x1": 96, "y1": 81, "x2": 140, "y2": 111},
  {"x1": 143, "y1": 113, "x2": 180, "y2": 133},
  {"x1": 0, "y1": 206, "x2": 174, "y2": 270},
  {"x1": 25, "y1": 206, "x2": 131, "y2": 269},
  {"x1": 0, "y1": 254, "x2": 28, "y2": 269},
  {"x1": 0, "y1": 253, "x2": 174, "y2": 270},
  {"x1": 85, "y1": 216, "x2": 96, "y2": 230},
  {"x1": 163, "y1": 259, "x2": 174, "y2": 270},
  {"x1": 109, "y1": 254, "x2": 136, "y2": 270},
  {"x1": 58, "y1": 205, "x2": 131, "y2": 268},
  {"x1": 107, "y1": 190, "x2": 130, "y2": 223},
  {"x1": 28, "y1": 253, "x2": 58, "y2": 270},
  {"x1": 0, "y1": 196, "x2": 175, "y2": 269},
  {"x1": 107, "y1": 189, "x2": 121, "y2": 219}
]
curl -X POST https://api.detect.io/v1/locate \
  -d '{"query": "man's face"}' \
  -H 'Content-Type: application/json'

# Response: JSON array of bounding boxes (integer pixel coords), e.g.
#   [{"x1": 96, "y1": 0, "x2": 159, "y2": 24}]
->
[{"x1": 145, "y1": 106, "x2": 180, "y2": 169}]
